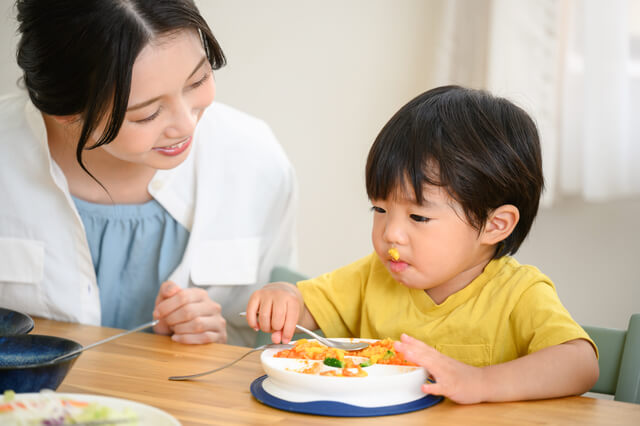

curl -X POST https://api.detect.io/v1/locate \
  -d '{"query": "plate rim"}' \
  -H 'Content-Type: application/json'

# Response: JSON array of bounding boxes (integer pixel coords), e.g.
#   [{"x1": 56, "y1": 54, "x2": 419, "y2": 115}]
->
[{"x1": 6, "y1": 392, "x2": 181, "y2": 425}]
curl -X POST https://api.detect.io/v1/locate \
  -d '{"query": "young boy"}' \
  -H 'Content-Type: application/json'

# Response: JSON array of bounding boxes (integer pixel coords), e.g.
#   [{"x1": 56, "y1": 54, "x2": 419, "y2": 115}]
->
[{"x1": 246, "y1": 86, "x2": 599, "y2": 404}]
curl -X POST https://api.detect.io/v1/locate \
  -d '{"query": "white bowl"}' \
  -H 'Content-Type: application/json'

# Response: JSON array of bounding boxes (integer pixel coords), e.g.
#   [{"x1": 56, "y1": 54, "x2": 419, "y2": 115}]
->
[{"x1": 260, "y1": 338, "x2": 428, "y2": 407}]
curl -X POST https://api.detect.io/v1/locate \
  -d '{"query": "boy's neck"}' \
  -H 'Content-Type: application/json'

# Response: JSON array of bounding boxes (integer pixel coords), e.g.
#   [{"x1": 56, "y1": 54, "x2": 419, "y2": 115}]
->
[{"x1": 425, "y1": 257, "x2": 494, "y2": 305}]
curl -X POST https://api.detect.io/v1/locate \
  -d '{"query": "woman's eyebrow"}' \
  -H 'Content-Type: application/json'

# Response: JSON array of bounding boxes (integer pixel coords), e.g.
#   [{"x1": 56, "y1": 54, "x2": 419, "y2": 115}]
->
[{"x1": 126, "y1": 56, "x2": 208, "y2": 112}]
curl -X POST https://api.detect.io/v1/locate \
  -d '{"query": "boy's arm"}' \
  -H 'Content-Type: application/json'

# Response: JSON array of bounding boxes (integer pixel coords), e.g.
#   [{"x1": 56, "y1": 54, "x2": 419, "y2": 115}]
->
[
  {"x1": 395, "y1": 334, "x2": 599, "y2": 404},
  {"x1": 480, "y1": 338, "x2": 598, "y2": 402}
]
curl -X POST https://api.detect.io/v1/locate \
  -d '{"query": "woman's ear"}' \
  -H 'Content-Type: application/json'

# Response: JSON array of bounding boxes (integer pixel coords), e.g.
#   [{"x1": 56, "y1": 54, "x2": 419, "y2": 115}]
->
[
  {"x1": 50, "y1": 114, "x2": 81, "y2": 125},
  {"x1": 480, "y1": 204, "x2": 520, "y2": 245}
]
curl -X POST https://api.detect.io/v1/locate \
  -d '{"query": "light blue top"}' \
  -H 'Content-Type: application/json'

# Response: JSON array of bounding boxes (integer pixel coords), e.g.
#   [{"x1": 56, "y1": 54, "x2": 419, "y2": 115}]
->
[{"x1": 72, "y1": 197, "x2": 189, "y2": 330}]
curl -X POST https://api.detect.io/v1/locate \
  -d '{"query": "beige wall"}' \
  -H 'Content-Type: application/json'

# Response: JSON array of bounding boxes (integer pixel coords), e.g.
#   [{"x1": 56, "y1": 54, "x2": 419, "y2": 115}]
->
[{"x1": 1, "y1": 0, "x2": 637, "y2": 330}]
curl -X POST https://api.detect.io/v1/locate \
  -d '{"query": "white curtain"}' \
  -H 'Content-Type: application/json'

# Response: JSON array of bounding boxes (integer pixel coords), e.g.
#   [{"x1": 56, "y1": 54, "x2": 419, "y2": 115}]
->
[{"x1": 433, "y1": 0, "x2": 640, "y2": 205}]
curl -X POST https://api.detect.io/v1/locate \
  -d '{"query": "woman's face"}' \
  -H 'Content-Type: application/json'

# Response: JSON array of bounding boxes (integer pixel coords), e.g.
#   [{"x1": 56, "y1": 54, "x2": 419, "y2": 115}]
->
[{"x1": 96, "y1": 29, "x2": 215, "y2": 170}]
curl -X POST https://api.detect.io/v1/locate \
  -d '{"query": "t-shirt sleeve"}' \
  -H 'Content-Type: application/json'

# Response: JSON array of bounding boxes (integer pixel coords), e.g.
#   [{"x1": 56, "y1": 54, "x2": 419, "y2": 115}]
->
[
  {"x1": 510, "y1": 281, "x2": 598, "y2": 358},
  {"x1": 297, "y1": 254, "x2": 373, "y2": 338}
]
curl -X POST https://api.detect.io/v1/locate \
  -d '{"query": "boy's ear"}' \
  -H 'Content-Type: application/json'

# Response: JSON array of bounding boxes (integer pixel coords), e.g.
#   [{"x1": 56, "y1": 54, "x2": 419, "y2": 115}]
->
[{"x1": 480, "y1": 204, "x2": 519, "y2": 245}]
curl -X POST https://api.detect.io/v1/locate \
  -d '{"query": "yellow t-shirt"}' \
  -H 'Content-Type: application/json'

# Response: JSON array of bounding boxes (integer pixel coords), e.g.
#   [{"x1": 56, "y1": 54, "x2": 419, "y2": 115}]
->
[{"x1": 298, "y1": 253, "x2": 596, "y2": 367}]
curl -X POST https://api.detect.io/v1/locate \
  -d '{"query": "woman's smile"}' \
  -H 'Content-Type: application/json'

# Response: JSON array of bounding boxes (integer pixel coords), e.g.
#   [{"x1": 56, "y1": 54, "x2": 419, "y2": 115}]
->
[{"x1": 152, "y1": 136, "x2": 192, "y2": 156}]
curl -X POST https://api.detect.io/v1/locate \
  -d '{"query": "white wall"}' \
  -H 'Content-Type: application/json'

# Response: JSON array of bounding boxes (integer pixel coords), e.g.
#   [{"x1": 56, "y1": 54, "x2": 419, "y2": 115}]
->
[{"x1": 1, "y1": 0, "x2": 637, "y2": 330}]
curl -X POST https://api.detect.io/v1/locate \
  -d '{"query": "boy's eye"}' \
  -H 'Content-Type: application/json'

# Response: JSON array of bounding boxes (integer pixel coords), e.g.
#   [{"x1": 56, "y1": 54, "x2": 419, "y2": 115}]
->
[
  {"x1": 410, "y1": 214, "x2": 430, "y2": 223},
  {"x1": 370, "y1": 206, "x2": 386, "y2": 214}
]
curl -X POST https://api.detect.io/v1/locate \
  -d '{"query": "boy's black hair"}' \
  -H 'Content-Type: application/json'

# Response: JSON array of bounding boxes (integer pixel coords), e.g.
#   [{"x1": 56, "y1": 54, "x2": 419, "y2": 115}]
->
[{"x1": 365, "y1": 85, "x2": 544, "y2": 258}]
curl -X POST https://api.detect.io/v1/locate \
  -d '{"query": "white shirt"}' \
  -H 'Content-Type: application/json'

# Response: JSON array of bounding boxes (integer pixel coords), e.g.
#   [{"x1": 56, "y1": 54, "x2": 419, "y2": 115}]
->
[{"x1": 0, "y1": 94, "x2": 297, "y2": 346}]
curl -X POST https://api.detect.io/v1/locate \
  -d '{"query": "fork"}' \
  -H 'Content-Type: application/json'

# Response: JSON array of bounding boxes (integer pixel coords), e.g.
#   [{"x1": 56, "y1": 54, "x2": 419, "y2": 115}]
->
[
  {"x1": 239, "y1": 312, "x2": 369, "y2": 351},
  {"x1": 167, "y1": 343, "x2": 293, "y2": 381}
]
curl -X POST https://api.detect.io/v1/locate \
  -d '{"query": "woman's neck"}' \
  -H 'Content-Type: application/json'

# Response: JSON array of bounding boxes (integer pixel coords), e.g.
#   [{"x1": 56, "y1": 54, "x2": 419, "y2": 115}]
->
[{"x1": 43, "y1": 114, "x2": 155, "y2": 204}]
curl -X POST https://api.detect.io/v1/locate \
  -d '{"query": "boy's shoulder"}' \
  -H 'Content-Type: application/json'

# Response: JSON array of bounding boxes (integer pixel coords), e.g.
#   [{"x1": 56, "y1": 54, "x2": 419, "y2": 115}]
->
[
  {"x1": 489, "y1": 256, "x2": 550, "y2": 282},
  {"x1": 478, "y1": 256, "x2": 554, "y2": 295}
]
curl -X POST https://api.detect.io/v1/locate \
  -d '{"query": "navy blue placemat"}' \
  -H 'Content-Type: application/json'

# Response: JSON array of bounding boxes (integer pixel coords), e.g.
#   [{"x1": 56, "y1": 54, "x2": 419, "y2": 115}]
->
[{"x1": 250, "y1": 375, "x2": 443, "y2": 417}]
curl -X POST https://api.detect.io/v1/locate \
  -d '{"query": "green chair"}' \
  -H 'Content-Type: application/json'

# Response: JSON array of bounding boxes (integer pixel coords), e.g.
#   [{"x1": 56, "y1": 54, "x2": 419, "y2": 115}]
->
[
  {"x1": 254, "y1": 267, "x2": 324, "y2": 347},
  {"x1": 583, "y1": 313, "x2": 640, "y2": 403}
]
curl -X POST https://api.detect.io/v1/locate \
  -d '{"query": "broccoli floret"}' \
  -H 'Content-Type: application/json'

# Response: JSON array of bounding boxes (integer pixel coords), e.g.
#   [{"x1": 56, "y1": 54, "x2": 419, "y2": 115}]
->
[
  {"x1": 382, "y1": 350, "x2": 395, "y2": 360},
  {"x1": 323, "y1": 357, "x2": 344, "y2": 368}
]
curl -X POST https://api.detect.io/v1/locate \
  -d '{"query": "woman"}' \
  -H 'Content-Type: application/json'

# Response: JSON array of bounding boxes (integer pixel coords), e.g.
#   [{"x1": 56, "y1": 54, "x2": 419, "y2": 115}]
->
[{"x1": 0, "y1": 0, "x2": 297, "y2": 346}]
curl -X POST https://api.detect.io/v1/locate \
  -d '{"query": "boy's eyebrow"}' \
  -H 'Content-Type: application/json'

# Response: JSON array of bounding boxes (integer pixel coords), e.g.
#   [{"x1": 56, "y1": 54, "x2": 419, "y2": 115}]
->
[
  {"x1": 419, "y1": 198, "x2": 438, "y2": 208},
  {"x1": 126, "y1": 56, "x2": 208, "y2": 112}
]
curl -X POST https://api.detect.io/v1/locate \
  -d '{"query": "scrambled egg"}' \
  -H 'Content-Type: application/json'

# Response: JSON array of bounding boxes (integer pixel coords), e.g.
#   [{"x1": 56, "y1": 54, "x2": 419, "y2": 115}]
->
[{"x1": 388, "y1": 247, "x2": 400, "y2": 261}]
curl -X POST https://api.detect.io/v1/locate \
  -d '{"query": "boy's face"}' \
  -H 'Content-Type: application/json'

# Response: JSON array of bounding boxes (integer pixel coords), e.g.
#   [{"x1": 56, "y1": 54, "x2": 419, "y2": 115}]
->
[{"x1": 371, "y1": 184, "x2": 496, "y2": 303}]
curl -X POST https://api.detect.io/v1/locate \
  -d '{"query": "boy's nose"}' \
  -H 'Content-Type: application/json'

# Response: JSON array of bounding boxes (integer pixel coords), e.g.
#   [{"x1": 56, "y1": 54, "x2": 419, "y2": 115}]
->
[{"x1": 383, "y1": 220, "x2": 409, "y2": 246}]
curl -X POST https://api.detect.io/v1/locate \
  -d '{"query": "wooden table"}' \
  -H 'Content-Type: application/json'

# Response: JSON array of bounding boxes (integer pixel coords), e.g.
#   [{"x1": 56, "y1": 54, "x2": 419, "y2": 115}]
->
[{"x1": 32, "y1": 318, "x2": 640, "y2": 426}]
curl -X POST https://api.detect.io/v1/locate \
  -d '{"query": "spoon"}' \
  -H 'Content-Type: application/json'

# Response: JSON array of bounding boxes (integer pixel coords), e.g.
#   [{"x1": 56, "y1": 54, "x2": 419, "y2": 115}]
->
[
  {"x1": 49, "y1": 319, "x2": 159, "y2": 363},
  {"x1": 239, "y1": 312, "x2": 369, "y2": 351}
]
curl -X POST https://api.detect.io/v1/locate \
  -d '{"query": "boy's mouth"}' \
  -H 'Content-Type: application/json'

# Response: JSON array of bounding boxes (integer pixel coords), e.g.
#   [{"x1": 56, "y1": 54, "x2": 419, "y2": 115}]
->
[{"x1": 388, "y1": 259, "x2": 409, "y2": 273}]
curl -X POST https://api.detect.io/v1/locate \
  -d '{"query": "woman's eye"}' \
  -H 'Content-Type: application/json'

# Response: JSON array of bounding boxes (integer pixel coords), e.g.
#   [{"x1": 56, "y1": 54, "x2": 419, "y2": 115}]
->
[
  {"x1": 134, "y1": 109, "x2": 160, "y2": 124},
  {"x1": 189, "y1": 71, "x2": 210, "y2": 89},
  {"x1": 410, "y1": 214, "x2": 430, "y2": 223},
  {"x1": 370, "y1": 206, "x2": 386, "y2": 214}
]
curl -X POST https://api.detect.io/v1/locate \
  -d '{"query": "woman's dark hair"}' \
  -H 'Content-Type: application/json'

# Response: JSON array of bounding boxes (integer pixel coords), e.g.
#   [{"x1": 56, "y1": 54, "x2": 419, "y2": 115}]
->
[
  {"x1": 15, "y1": 0, "x2": 225, "y2": 177},
  {"x1": 365, "y1": 85, "x2": 544, "y2": 258}
]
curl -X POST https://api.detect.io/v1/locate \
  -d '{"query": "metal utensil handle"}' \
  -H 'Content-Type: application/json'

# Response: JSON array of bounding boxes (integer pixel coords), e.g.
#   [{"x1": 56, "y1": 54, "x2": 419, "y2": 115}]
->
[
  {"x1": 168, "y1": 345, "x2": 266, "y2": 381},
  {"x1": 50, "y1": 319, "x2": 159, "y2": 363},
  {"x1": 294, "y1": 324, "x2": 332, "y2": 347}
]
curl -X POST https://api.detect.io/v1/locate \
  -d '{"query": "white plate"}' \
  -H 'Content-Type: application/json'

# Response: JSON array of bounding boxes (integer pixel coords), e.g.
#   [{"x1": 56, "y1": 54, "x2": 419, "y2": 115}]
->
[
  {"x1": 260, "y1": 338, "x2": 428, "y2": 407},
  {"x1": 4, "y1": 392, "x2": 180, "y2": 425}
]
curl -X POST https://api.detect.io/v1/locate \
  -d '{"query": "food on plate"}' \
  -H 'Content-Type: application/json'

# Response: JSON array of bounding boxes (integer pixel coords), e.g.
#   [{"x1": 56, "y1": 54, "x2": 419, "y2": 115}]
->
[
  {"x1": 273, "y1": 338, "x2": 416, "y2": 377},
  {"x1": 388, "y1": 247, "x2": 400, "y2": 261},
  {"x1": 0, "y1": 390, "x2": 138, "y2": 425}
]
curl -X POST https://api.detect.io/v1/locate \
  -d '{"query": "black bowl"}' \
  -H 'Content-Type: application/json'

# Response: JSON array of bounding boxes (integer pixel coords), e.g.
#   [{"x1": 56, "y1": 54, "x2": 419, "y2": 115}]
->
[
  {"x1": 0, "y1": 307, "x2": 35, "y2": 336},
  {"x1": 0, "y1": 334, "x2": 82, "y2": 393}
]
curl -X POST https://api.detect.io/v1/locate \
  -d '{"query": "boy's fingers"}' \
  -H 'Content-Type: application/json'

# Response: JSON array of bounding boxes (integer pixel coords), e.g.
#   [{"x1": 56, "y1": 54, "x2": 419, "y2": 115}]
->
[
  {"x1": 400, "y1": 333, "x2": 423, "y2": 344},
  {"x1": 422, "y1": 383, "x2": 441, "y2": 396},
  {"x1": 271, "y1": 330, "x2": 283, "y2": 344},
  {"x1": 271, "y1": 302, "x2": 287, "y2": 331},
  {"x1": 245, "y1": 297, "x2": 260, "y2": 330},
  {"x1": 258, "y1": 302, "x2": 274, "y2": 333},
  {"x1": 281, "y1": 304, "x2": 299, "y2": 344}
]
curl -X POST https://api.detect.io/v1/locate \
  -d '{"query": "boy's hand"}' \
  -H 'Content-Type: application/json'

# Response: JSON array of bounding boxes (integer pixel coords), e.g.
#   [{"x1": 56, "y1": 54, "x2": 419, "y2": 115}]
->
[
  {"x1": 153, "y1": 281, "x2": 227, "y2": 344},
  {"x1": 245, "y1": 281, "x2": 305, "y2": 344},
  {"x1": 395, "y1": 334, "x2": 598, "y2": 404},
  {"x1": 394, "y1": 333, "x2": 485, "y2": 404}
]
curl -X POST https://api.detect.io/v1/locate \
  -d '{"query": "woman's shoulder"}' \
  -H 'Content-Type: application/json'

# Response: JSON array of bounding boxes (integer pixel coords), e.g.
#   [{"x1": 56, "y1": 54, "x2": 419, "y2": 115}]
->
[
  {"x1": 0, "y1": 93, "x2": 30, "y2": 131},
  {"x1": 198, "y1": 102, "x2": 279, "y2": 148},
  {"x1": 194, "y1": 101, "x2": 292, "y2": 172}
]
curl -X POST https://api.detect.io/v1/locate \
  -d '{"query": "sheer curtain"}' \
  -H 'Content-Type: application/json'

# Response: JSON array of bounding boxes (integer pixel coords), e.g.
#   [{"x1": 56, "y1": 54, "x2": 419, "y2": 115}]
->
[{"x1": 433, "y1": 0, "x2": 640, "y2": 205}]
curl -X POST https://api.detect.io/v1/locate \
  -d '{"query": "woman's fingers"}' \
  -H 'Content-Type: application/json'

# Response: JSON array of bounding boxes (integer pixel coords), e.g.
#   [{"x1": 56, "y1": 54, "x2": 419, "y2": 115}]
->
[
  {"x1": 153, "y1": 284, "x2": 228, "y2": 344},
  {"x1": 172, "y1": 315, "x2": 227, "y2": 343},
  {"x1": 171, "y1": 330, "x2": 226, "y2": 344}
]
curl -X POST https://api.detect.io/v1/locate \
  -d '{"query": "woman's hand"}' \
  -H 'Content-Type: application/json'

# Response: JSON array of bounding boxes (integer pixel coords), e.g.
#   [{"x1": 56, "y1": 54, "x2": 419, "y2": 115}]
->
[
  {"x1": 394, "y1": 333, "x2": 485, "y2": 404},
  {"x1": 245, "y1": 281, "x2": 308, "y2": 344},
  {"x1": 153, "y1": 281, "x2": 227, "y2": 344}
]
